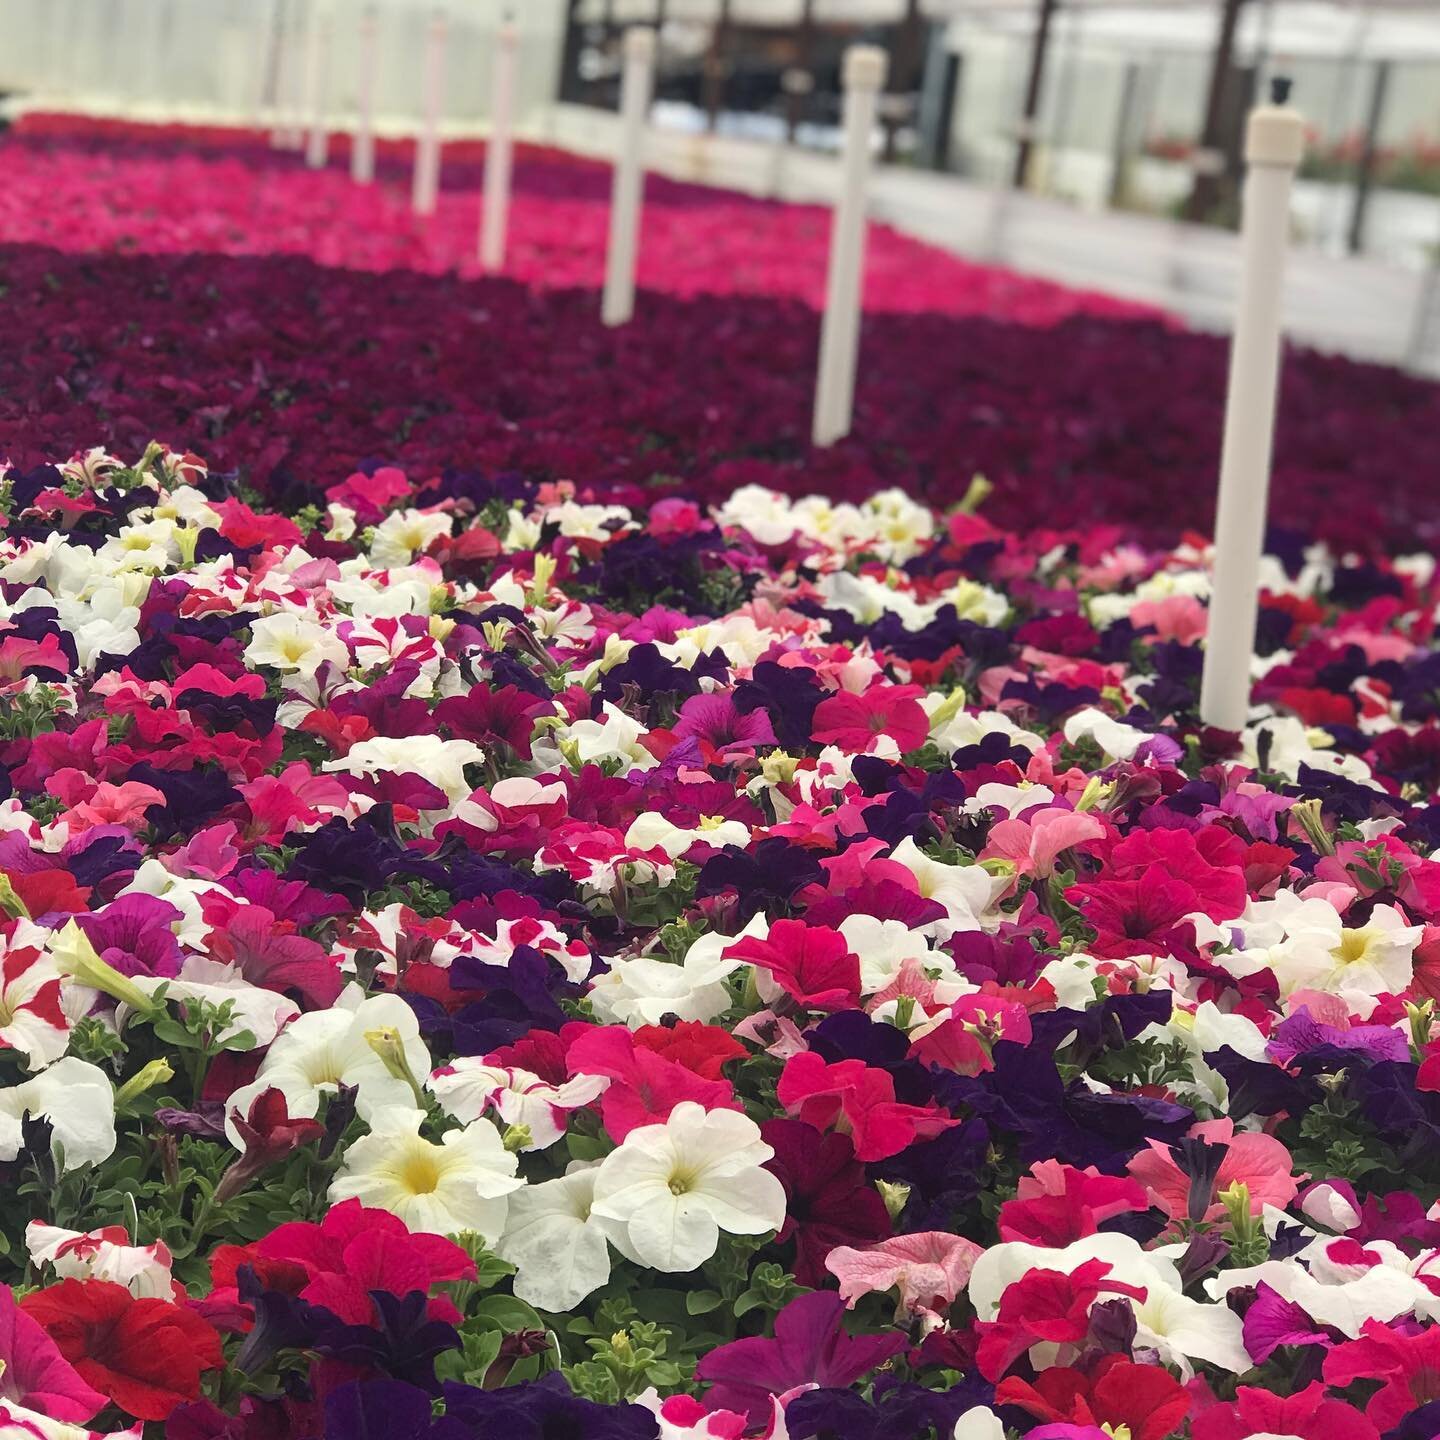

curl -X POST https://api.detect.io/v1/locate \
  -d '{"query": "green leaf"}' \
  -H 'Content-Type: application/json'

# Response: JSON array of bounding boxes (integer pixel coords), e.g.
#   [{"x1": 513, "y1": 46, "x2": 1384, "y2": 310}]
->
[{"x1": 684, "y1": 1289, "x2": 723, "y2": 1316}]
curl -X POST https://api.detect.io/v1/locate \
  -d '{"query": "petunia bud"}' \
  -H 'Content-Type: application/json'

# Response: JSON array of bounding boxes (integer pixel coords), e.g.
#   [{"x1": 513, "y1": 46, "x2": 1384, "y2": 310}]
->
[
  {"x1": 363, "y1": 1026, "x2": 426, "y2": 1106},
  {"x1": 875, "y1": 1180, "x2": 911, "y2": 1222},
  {"x1": 502, "y1": 1123, "x2": 533, "y2": 1153},
  {"x1": 1288, "y1": 797, "x2": 1335, "y2": 856},
  {"x1": 956, "y1": 475, "x2": 993, "y2": 515},
  {"x1": 115, "y1": 1059, "x2": 175, "y2": 1109},
  {"x1": 51, "y1": 920, "x2": 158, "y2": 1015},
  {"x1": 1408, "y1": 999, "x2": 1435, "y2": 1056},
  {"x1": 0, "y1": 873, "x2": 30, "y2": 920}
]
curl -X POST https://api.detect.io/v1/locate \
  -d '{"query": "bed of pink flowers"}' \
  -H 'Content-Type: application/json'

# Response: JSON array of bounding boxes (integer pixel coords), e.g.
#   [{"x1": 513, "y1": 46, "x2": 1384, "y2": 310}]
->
[
  {"x1": 0, "y1": 115, "x2": 1159, "y2": 325},
  {"x1": 0, "y1": 441, "x2": 1439, "y2": 1439}
]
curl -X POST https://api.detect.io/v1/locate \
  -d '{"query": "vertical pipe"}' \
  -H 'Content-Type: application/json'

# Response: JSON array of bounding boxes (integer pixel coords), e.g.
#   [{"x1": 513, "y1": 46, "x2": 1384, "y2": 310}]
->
[
  {"x1": 785, "y1": 0, "x2": 816, "y2": 144},
  {"x1": 1199, "y1": 80, "x2": 1306, "y2": 733},
  {"x1": 412, "y1": 7, "x2": 449, "y2": 216},
  {"x1": 1108, "y1": 60, "x2": 1142, "y2": 208},
  {"x1": 304, "y1": 0, "x2": 332, "y2": 169},
  {"x1": 352, "y1": 4, "x2": 379, "y2": 184},
  {"x1": 480, "y1": 19, "x2": 519, "y2": 272},
  {"x1": 813, "y1": 46, "x2": 888, "y2": 449},
  {"x1": 602, "y1": 27, "x2": 656, "y2": 327}
]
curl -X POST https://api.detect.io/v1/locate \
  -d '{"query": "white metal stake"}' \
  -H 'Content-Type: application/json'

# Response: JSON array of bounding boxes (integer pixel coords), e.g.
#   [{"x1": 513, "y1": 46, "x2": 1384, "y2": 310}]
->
[
  {"x1": 1199, "y1": 81, "x2": 1306, "y2": 733},
  {"x1": 303, "y1": 0, "x2": 333, "y2": 169},
  {"x1": 270, "y1": 2, "x2": 297, "y2": 147},
  {"x1": 812, "y1": 45, "x2": 887, "y2": 449},
  {"x1": 352, "y1": 4, "x2": 379, "y2": 184},
  {"x1": 250, "y1": 0, "x2": 282, "y2": 129},
  {"x1": 412, "y1": 8, "x2": 449, "y2": 216},
  {"x1": 480, "y1": 19, "x2": 520, "y2": 272},
  {"x1": 602, "y1": 27, "x2": 656, "y2": 328}
]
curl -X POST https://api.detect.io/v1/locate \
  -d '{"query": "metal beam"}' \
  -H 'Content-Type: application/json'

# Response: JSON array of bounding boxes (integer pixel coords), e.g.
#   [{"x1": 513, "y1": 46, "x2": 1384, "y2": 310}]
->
[
  {"x1": 1348, "y1": 57, "x2": 1393, "y2": 254},
  {"x1": 1183, "y1": 0, "x2": 1246, "y2": 222},
  {"x1": 703, "y1": 0, "x2": 732, "y2": 131},
  {"x1": 1011, "y1": 0, "x2": 1058, "y2": 190}
]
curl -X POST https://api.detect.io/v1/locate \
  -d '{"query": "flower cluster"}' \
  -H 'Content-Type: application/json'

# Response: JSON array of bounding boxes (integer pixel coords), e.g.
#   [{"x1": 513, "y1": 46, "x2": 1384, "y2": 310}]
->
[
  {"x1": 0, "y1": 117, "x2": 1436, "y2": 553},
  {"x1": 0, "y1": 441, "x2": 1439, "y2": 1439},
  {"x1": 2, "y1": 114, "x2": 1155, "y2": 324}
]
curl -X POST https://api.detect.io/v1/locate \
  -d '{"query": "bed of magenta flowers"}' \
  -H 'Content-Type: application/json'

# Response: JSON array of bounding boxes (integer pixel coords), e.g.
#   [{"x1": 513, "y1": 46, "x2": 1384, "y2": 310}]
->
[{"x1": 0, "y1": 444, "x2": 1439, "y2": 1439}]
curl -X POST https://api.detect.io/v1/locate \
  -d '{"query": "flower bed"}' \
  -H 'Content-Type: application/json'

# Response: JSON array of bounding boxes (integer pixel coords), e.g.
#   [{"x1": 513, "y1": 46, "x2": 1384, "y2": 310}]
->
[
  {"x1": 0, "y1": 115, "x2": 1158, "y2": 325},
  {"x1": 0, "y1": 442, "x2": 1439, "y2": 1437},
  {"x1": 0, "y1": 243, "x2": 1437, "y2": 552}
]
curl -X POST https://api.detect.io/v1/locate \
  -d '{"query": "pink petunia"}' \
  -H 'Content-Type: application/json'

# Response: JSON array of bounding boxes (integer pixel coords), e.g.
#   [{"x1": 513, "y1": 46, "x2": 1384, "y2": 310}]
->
[{"x1": 825, "y1": 1231, "x2": 984, "y2": 1314}]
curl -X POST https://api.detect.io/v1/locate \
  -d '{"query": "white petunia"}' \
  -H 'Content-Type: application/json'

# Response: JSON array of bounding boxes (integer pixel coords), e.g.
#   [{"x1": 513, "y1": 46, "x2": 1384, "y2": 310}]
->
[
  {"x1": 245, "y1": 613, "x2": 350, "y2": 677},
  {"x1": 590, "y1": 1102, "x2": 786, "y2": 1273},
  {"x1": 325, "y1": 734, "x2": 485, "y2": 808},
  {"x1": 498, "y1": 1165, "x2": 612, "y2": 1312},
  {"x1": 131, "y1": 956, "x2": 300, "y2": 1048},
  {"x1": 223, "y1": 987, "x2": 430, "y2": 1149},
  {"x1": 329, "y1": 1107, "x2": 522, "y2": 1240},
  {"x1": 0, "y1": 1058, "x2": 116, "y2": 1171},
  {"x1": 589, "y1": 921, "x2": 758, "y2": 1028}
]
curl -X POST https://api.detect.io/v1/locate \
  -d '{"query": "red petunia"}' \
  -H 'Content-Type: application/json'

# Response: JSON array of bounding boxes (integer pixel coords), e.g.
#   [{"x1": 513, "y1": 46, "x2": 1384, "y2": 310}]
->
[
  {"x1": 21, "y1": 1278, "x2": 224, "y2": 1421},
  {"x1": 631, "y1": 1020, "x2": 747, "y2": 1080},
  {"x1": 810, "y1": 686, "x2": 930, "y2": 754},
  {"x1": 974, "y1": 1259, "x2": 1147, "y2": 1381},
  {"x1": 776, "y1": 1052, "x2": 956, "y2": 1162},
  {"x1": 998, "y1": 1354, "x2": 1190, "y2": 1440}
]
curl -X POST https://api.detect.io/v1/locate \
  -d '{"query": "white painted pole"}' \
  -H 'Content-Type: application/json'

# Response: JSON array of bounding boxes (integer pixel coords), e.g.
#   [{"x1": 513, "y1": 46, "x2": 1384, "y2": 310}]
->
[
  {"x1": 352, "y1": 4, "x2": 380, "y2": 184},
  {"x1": 250, "y1": 0, "x2": 282, "y2": 129},
  {"x1": 1199, "y1": 80, "x2": 1306, "y2": 733},
  {"x1": 812, "y1": 45, "x2": 887, "y2": 449},
  {"x1": 480, "y1": 18, "x2": 520, "y2": 272},
  {"x1": 303, "y1": 0, "x2": 333, "y2": 169},
  {"x1": 272, "y1": 0, "x2": 305, "y2": 149},
  {"x1": 603, "y1": 27, "x2": 657, "y2": 328},
  {"x1": 412, "y1": 7, "x2": 449, "y2": 217}
]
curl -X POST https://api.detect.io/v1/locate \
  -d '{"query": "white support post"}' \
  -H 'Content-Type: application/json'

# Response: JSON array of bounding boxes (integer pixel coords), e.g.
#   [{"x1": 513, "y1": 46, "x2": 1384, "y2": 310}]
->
[
  {"x1": 303, "y1": 0, "x2": 333, "y2": 169},
  {"x1": 352, "y1": 4, "x2": 379, "y2": 184},
  {"x1": 1199, "y1": 80, "x2": 1306, "y2": 733},
  {"x1": 480, "y1": 18, "x2": 520, "y2": 272},
  {"x1": 812, "y1": 44, "x2": 887, "y2": 449},
  {"x1": 412, "y1": 7, "x2": 449, "y2": 216},
  {"x1": 272, "y1": 0, "x2": 305, "y2": 149},
  {"x1": 602, "y1": 27, "x2": 656, "y2": 328},
  {"x1": 250, "y1": 0, "x2": 282, "y2": 129}
]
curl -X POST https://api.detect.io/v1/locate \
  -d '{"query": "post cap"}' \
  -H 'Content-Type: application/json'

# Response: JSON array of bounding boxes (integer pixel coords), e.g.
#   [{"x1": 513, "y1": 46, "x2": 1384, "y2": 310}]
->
[
  {"x1": 843, "y1": 45, "x2": 889, "y2": 92},
  {"x1": 1245, "y1": 77, "x2": 1305, "y2": 168},
  {"x1": 623, "y1": 26, "x2": 658, "y2": 63},
  {"x1": 498, "y1": 20, "x2": 518, "y2": 45}
]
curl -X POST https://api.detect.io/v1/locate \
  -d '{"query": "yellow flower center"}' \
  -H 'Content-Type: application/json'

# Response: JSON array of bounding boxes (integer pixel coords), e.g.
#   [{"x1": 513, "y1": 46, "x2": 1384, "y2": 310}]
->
[
  {"x1": 1333, "y1": 928, "x2": 1377, "y2": 967},
  {"x1": 399, "y1": 1150, "x2": 443, "y2": 1196}
]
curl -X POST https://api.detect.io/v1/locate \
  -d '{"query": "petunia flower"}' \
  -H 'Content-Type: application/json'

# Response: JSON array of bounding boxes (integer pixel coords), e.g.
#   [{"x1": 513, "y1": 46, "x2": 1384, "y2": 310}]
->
[
  {"x1": 694, "y1": 1291, "x2": 905, "y2": 1424},
  {"x1": 497, "y1": 1165, "x2": 612, "y2": 1314},
  {"x1": 0, "y1": 1285, "x2": 107, "y2": 1425},
  {"x1": 1194, "y1": 1379, "x2": 1379, "y2": 1440},
  {"x1": 776, "y1": 1052, "x2": 957, "y2": 1162},
  {"x1": 825, "y1": 1231, "x2": 985, "y2": 1316},
  {"x1": 0, "y1": 1059, "x2": 116, "y2": 1173},
  {"x1": 759, "y1": 1118, "x2": 890, "y2": 1287},
  {"x1": 1127, "y1": 1118, "x2": 1300, "y2": 1224},
  {"x1": 328, "y1": 1107, "x2": 523, "y2": 1242},
  {"x1": 20, "y1": 1280, "x2": 223, "y2": 1422},
  {"x1": 590, "y1": 1102, "x2": 786, "y2": 1273}
]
